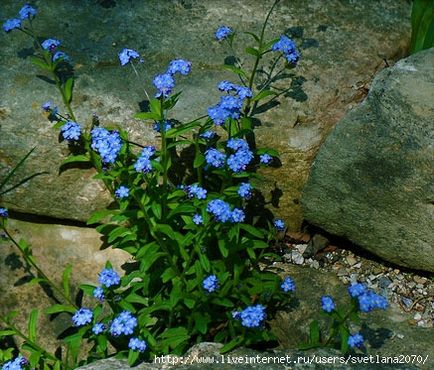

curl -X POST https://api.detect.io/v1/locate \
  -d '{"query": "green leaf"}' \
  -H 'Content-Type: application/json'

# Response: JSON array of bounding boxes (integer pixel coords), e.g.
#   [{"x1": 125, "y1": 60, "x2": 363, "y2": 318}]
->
[
  {"x1": 87, "y1": 209, "x2": 116, "y2": 225},
  {"x1": 161, "y1": 327, "x2": 190, "y2": 350},
  {"x1": 252, "y1": 89, "x2": 276, "y2": 102},
  {"x1": 60, "y1": 154, "x2": 91, "y2": 167},
  {"x1": 239, "y1": 224, "x2": 264, "y2": 238},
  {"x1": 62, "y1": 263, "x2": 72, "y2": 300},
  {"x1": 198, "y1": 253, "x2": 210, "y2": 273},
  {"x1": 125, "y1": 293, "x2": 149, "y2": 305},
  {"x1": 149, "y1": 98, "x2": 162, "y2": 118},
  {"x1": 261, "y1": 37, "x2": 280, "y2": 52},
  {"x1": 28, "y1": 56, "x2": 51, "y2": 71},
  {"x1": 192, "y1": 312, "x2": 211, "y2": 334},
  {"x1": 245, "y1": 46, "x2": 261, "y2": 57},
  {"x1": 220, "y1": 336, "x2": 243, "y2": 353},
  {"x1": 243, "y1": 31, "x2": 260, "y2": 43},
  {"x1": 28, "y1": 309, "x2": 39, "y2": 342},
  {"x1": 0, "y1": 330, "x2": 16, "y2": 337},
  {"x1": 410, "y1": 0, "x2": 434, "y2": 53},
  {"x1": 211, "y1": 298, "x2": 234, "y2": 307},
  {"x1": 134, "y1": 111, "x2": 159, "y2": 120},
  {"x1": 193, "y1": 153, "x2": 205, "y2": 168},
  {"x1": 309, "y1": 320, "x2": 320, "y2": 345},
  {"x1": 28, "y1": 350, "x2": 41, "y2": 368},
  {"x1": 128, "y1": 350, "x2": 140, "y2": 366},
  {"x1": 0, "y1": 147, "x2": 36, "y2": 191},
  {"x1": 161, "y1": 267, "x2": 177, "y2": 283},
  {"x1": 218, "y1": 239, "x2": 229, "y2": 258},
  {"x1": 45, "y1": 304, "x2": 76, "y2": 315},
  {"x1": 184, "y1": 297, "x2": 195, "y2": 309},
  {"x1": 64, "y1": 77, "x2": 74, "y2": 104},
  {"x1": 222, "y1": 64, "x2": 248, "y2": 78},
  {"x1": 151, "y1": 203, "x2": 162, "y2": 220},
  {"x1": 339, "y1": 325, "x2": 350, "y2": 353}
]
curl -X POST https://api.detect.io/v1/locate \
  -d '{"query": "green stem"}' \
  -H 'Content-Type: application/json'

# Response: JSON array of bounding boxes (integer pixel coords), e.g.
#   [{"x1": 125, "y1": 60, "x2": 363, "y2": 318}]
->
[
  {"x1": 2, "y1": 227, "x2": 77, "y2": 308},
  {"x1": 0, "y1": 314, "x2": 60, "y2": 363},
  {"x1": 324, "y1": 307, "x2": 355, "y2": 346}
]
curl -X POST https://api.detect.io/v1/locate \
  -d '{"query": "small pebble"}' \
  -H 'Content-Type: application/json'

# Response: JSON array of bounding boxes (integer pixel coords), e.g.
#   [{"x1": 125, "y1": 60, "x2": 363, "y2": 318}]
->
[{"x1": 413, "y1": 313, "x2": 422, "y2": 321}]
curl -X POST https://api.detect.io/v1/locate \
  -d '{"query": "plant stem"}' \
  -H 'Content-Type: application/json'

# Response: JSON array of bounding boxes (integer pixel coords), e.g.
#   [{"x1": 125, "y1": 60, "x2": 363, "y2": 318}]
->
[{"x1": 2, "y1": 227, "x2": 77, "y2": 308}]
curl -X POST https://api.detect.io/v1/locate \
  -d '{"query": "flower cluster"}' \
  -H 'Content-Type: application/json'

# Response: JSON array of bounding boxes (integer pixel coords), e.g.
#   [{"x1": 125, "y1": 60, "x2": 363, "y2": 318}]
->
[
  {"x1": 208, "y1": 82, "x2": 252, "y2": 125},
  {"x1": 153, "y1": 120, "x2": 172, "y2": 133},
  {"x1": 118, "y1": 48, "x2": 140, "y2": 66},
  {"x1": 153, "y1": 59, "x2": 191, "y2": 98},
  {"x1": 259, "y1": 153, "x2": 273, "y2": 165},
  {"x1": 60, "y1": 121, "x2": 81, "y2": 141},
  {"x1": 134, "y1": 146, "x2": 156, "y2": 173},
  {"x1": 237, "y1": 182, "x2": 252, "y2": 199},
  {"x1": 200, "y1": 130, "x2": 216, "y2": 140},
  {"x1": 273, "y1": 218, "x2": 286, "y2": 231},
  {"x1": 348, "y1": 333, "x2": 364, "y2": 348},
  {"x1": 92, "y1": 322, "x2": 106, "y2": 335},
  {"x1": 226, "y1": 139, "x2": 254, "y2": 173},
  {"x1": 321, "y1": 296, "x2": 335, "y2": 313},
  {"x1": 192, "y1": 214, "x2": 203, "y2": 225},
  {"x1": 109, "y1": 311, "x2": 137, "y2": 336},
  {"x1": 202, "y1": 275, "x2": 219, "y2": 293},
  {"x1": 281, "y1": 277, "x2": 295, "y2": 293},
  {"x1": 72, "y1": 308, "x2": 93, "y2": 326},
  {"x1": 1, "y1": 355, "x2": 28, "y2": 370},
  {"x1": 348, "y1": 283, "x2": 388, "y2": 312},
  {"x1": 185, "y1": 184, "x2": 207, "y2": 200},
  {"x1": 205, "y1": 148, "x2": 226, "y2": 168},
  {"x1": 0, "y1": 207, "x2": 8, "y2": 218},
  {"x1": 115, "y1": 185, "x2": 129, "y2": 199},
  {"x1": 99, "y1": 268, "x2": 121, "y2": 288},
  {"x1": 207, "y1": 199, "x2": 244, "y2": 223},
  {"x1": 2, "y1": 4, "x2": 37, "y2": 33},
  {"x1": 91, "y1": 127, "x2": 123, "y2": 164},
  {"x1": 234, "y1": 304, "x2": 266, "y2": 328},
  {"x1": 272, "y1": 35, "x2": 299, "y2": 65},
  {"x1": 215, "y1": 25, "x2": 233, "y2": 41},
  {"x1": 128, "y1": 337, "x2": 147, "y2": 352}
]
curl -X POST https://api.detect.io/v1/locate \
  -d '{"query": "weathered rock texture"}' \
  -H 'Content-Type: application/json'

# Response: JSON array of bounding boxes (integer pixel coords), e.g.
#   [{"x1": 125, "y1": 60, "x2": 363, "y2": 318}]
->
[
  {"x1": 0, "y1": 0, "x2": 411, "y2": 229},
  {"x1": 302, "y1": 48, "x2": 434, "y2": 272}
]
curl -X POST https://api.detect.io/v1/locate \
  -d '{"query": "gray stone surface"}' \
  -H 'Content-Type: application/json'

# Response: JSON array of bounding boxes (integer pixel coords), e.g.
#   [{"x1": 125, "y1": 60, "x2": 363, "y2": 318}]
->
[
  {"x1": 0, "y1": 0, "x2": 411, "y2": 229},
  {"x1": 301, "y1": 48, "x2": 434, "y2": 272}
]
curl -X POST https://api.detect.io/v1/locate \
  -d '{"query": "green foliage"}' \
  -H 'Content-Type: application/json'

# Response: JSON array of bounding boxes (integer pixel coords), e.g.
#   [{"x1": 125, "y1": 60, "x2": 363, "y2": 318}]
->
[{"x1": 410, "y1": 0, "x2": 434, "y2": 53}]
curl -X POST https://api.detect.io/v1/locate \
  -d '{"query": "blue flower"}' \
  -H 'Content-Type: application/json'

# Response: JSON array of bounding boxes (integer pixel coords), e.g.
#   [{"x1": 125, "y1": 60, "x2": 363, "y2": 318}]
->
[
  {"x1": 167, "y1": 59, "x2": 191, "y2": 76},
  {"x1": 72, "y1": 308, "x2": 93, "y2": 326},
  {"x1": 281, "y1": 277, "x2": 295, "y2": 293},
  {"x1": 238, "y1": 182, "x2": 252, "y2": 199},
  {"x1": 259, "y1": 153, "x2": 273, "y2": 165},
  {"x1": 93, "y1": 286, "x2": 105, "y2": 301},
  {"x1": 207, "y1": 104, "x2": 230, "y2": 125},
  {"x1": 19, "y1": 5, "x2": 37, "y2": 20},
  {"x1": 186, "y1": 184, "x2": 207, "y2": 200},
  {"x1": 91, "y1": 127, "x2": 123, "y2": 164},
  {"x1": 235, "y1": 86, "x2": 253, "y2": 99},
  {"x1": 98, "y1": 268, "x2": 120, "y2": 288},
  {"x1": 272, "y1": 35, "x2": 299, "y2": 65},
  {"x1": 205, "y1": 148, "x2": 225, "y2": 168},
  {"x1": 153, "y1": 73, "x2": 175, "y2": 98},
  {"x1": 215, "y1": 25, "x2": 233, "y2": 41},
  {"x1": 348, "y1": 333, "x2": 364, "y2": 348},
  {"x1": 207, "y1": 199, "x2": 232, "y2": 222},
  {"x1": 115, "y1": 185, "x2": 129, "y2": 199},
  {"x1": 41, "y1": 38, "x2": 61, "y2": 51},
  {"x1": 52, "y1": 51, "x2": 70, "y2": 62},
  {"x1": 321, "y1": 296, "x2": 335, "y2": 313},
  {"x1": 218, "y1": 80, "x2": 236, "y2": 92},
  {"x1": 227, "y1": 138, "x2": 249, "y2": 152},
  {"x1": 219, "y1": 95, "x2": 243, "y2": 111},
  {"x1": 109, "y1": 311, "x2": 137, "y2": 336},
  {"x1": 134, "y1": 146, "x2": 156, "y2": 173},
  {"x1": 41, "y1": 101, "x2": 53, "y2": 111},
  {"x1": 192, "y1": 214, "x2": 203, "y2": 225},
  {"x1": 239, "y1": 304, "x2": 266, "y2": 328},
  {"x1": 118, "y1": 48, "x2": 140, "y2": 66},
  {"x1": 2, "y1": 19, "x2": 21, "y2": 33},
  {"x1": 1, "y1": 356, "x2": 28, "y2": 370},
  {"x1": 273, "y1": 218, "x2": 285, "y2": 231},
  {"x1": 0, "y1": 207, "x2": 8, "y2": 218},
  {"x1": 92, "y1": 322, "x2": 106, "y2": 335},
  {"x1": 153, "y1": 120, "x2": 171, "y2": 133},
  {"x1": 230, "y1": 208, "x2": 245, "y2": 223},
  {"x1": 61, "y1": 121, "x2": 81, "y2": 141},
  {"x1": 348, "y1": 283, "x2": 367, "y2": 298},
  {"x1": 200, "y1": 130, "x2": 216, "y2": 140},
  {"x1": 202, "y1": 275, "x2": 219, "y2": 293},
  {"x1": 227, "y1": 149, "x2": 253, "y2": 172},
  {"x1": 128, "y1": 337, "x2": 147, "y2": 352},
  {"x1": 357, "y1": 291, "x2": 388, "y2": 312}
]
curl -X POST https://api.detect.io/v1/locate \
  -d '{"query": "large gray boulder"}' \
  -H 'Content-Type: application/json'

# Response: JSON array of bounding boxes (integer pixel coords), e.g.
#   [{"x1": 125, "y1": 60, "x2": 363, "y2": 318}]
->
[
  {"x1": 0, "y1": 0, "x2": 410, "y2": 229},
  {"x1": 302, "y1": 48, "x2": 434, "y2": 272}
]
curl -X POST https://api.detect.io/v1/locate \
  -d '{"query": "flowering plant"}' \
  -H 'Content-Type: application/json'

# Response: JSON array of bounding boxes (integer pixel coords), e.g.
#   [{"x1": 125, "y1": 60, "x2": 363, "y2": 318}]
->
[{"x1": 0, "y1": 1, "x2": 388, "y2": 369}]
